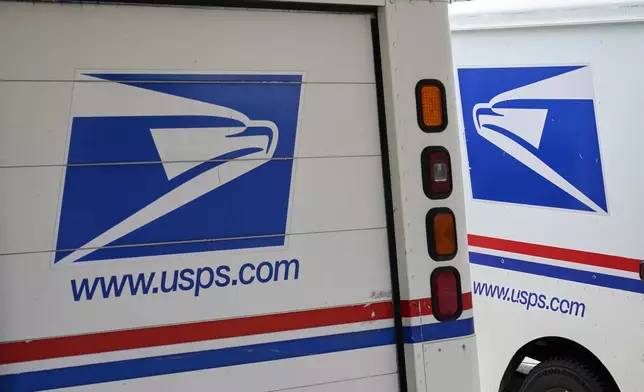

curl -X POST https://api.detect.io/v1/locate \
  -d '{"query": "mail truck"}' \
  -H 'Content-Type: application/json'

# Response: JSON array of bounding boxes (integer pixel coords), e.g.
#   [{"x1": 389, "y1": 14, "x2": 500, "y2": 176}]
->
[
  {"x1": 451, "y1": 0, "x2": 644, "y2": 391},
  {"x1": 0, "y1": 1, "x2": 479, "y2": 391}
]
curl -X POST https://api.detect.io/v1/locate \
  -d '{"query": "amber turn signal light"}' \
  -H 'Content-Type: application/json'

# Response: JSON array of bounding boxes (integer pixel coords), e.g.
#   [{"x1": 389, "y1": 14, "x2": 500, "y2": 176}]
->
[
  {"x1": 426, "y1": 208, "x2": 457, "y2": 261},
  {"x1": 416, "y1": 80, "x2": 447, "y2": 132}
]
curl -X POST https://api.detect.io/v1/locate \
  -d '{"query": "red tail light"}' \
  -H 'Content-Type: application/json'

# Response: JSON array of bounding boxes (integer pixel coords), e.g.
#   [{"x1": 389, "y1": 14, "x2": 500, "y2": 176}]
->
[
  {"x1": 431, "y1": 267, "x2": 463, "y2": 321},
  {"x1": 421, "y1": 147, "x2": 452, "y2": 199}
]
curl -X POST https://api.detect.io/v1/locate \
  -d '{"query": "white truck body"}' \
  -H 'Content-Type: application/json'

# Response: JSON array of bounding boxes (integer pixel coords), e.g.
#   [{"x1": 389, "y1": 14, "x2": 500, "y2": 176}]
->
[
  {"x1": 0, "y1": 1, "x2": 479, "y2": 391},
  {"x1": 450, "y1": 1, "x2": 644, "y2": 391}
]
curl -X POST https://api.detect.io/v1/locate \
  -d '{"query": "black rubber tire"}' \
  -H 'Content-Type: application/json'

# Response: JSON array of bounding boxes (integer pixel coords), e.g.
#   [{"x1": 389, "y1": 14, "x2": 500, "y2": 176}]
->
[{"x1": 518, "y1": 357, "x2": 609, "y2": 392}]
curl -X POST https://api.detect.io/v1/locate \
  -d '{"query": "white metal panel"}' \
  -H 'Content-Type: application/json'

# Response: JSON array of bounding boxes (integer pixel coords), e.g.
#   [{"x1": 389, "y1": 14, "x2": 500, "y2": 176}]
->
[
  {"x1": 289, "y1": 156, "x2": 386, "y2": 233},
  {"x1": 0, "y1": 82, "x2": 73, "y2": 167},
  {"x1": 423, "y1": 336, "x2": 479, "y2": 392},
  {"x1": 0, "y1": 3, "x2": 375, "y2": 83},
  {"x1": 0, "y1": 167, "x2": 63, "y2": 255},
  {"x1": 56, "y1": 350, "x2": 397, "y2": 392},
  {"x1": 450, "y1": 0, "x2": 644, "y2": 31},
  {"x1": 452, "y1": 14, "x2": 644, "y2": 392}
]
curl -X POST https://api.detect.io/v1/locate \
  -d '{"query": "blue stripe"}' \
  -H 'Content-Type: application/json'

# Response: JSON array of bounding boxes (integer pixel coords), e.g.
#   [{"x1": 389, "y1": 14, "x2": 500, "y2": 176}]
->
[
  {"x1": 403, "y1": 317, "x2": 475, "y2": 344},
  {"x1": 470, "y1": 252, "x2": 644, "y2": 294},
  {"x1": 0, "y1": 328, "x2": 394, "y2": 392}
]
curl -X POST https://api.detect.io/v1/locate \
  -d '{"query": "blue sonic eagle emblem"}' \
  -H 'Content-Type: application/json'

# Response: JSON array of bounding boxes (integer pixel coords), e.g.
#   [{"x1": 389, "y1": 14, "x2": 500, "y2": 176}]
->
[
  {"x1": 54, "y1": 72, "x2": 303, "y2": 265},
  {"x1": 457, "y1": 65, "x2": 607, "y2": 213}
]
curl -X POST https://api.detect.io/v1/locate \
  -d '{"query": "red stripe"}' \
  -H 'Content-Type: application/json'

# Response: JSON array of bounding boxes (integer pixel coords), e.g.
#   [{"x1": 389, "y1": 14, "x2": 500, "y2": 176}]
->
[
  {"x1": 399, "y1": 293, "x2": 473, "y2": 318},
  {"x1": 462, "y1": 292, "x2": 472, "y2": 310},
  {"x1": 400, "y1": 298, "x2": 432, "y2": 317},
  {"x1": 0, "y1": 302, "x2": 393, "y2": 365},
  {"x1": 468, "y1": 234, "x2": 640, "y2": 273}
]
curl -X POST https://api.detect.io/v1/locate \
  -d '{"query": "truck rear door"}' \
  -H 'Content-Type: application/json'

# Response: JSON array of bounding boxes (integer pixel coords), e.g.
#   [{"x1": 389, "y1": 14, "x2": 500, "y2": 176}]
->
[{"x1": 0, "y1": 3, "x2": 398, "y2": 391}]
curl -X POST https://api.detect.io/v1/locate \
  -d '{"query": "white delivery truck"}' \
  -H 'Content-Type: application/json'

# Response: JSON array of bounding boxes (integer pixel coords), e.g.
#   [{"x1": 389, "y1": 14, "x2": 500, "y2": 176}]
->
[
  {"x1": 0, "y1": 1, "x2": 480, "y2": 391},
  {"x1": 450, "y1": 0, "x2": 644, "y2": 391}
]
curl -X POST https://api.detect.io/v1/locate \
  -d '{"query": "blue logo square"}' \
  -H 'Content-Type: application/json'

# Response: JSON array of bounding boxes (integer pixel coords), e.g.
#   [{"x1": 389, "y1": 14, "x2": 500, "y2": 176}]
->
[
  {"x1": 54, "y1": 73, "x2": 303, "y2": 265},
  {"x1": 457, "y1": 66, "x2": 607, "y2": 213}
]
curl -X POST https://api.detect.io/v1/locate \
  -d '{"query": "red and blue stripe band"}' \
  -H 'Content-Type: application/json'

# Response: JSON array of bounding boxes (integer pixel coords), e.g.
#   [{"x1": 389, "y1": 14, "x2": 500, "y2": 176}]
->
[
  {"x1": 469, "y1": 234, "x2": 644, "y2": 293},
  {"x1": 0, "y1": 296, "x2": 473, "y2": 392}
]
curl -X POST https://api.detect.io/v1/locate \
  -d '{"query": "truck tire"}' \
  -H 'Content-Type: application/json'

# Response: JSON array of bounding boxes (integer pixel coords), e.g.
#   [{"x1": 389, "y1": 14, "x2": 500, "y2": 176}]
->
[{"x1": 518, "y1": 357, "x2": 609, "y2": 392}]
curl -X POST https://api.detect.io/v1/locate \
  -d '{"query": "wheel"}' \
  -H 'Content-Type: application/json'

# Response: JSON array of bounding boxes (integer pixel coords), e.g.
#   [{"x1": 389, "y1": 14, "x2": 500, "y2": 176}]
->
[{"x1": 518, "y1": 357, "x2": 609, "y2": 392}]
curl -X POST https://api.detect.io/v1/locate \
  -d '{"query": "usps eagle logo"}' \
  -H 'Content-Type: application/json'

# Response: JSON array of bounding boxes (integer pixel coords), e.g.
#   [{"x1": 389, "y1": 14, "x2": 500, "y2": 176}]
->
[
  {"x1": 457, "y1": 65, "x2": 607, "y2": 213},
  {"x1": 54, "y1": 72, "x2": 303, "y2": 265}
]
